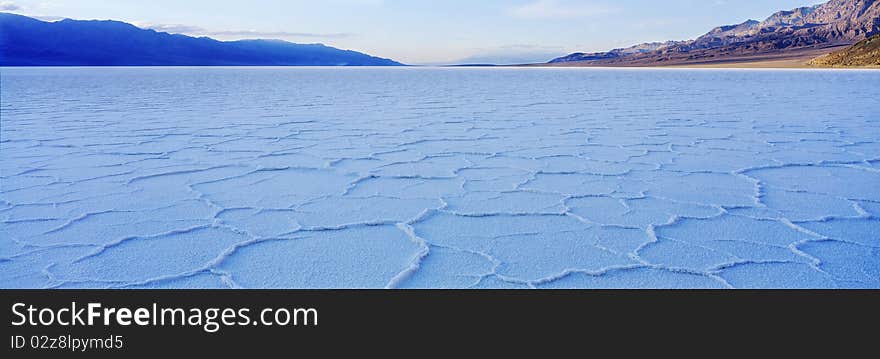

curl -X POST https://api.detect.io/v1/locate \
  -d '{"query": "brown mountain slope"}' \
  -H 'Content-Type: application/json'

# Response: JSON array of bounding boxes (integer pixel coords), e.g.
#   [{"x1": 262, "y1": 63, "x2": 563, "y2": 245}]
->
[
  {"x1": 549, "y1": 0, "x2": 880, "y2": 67},
  {"x1": 809, "y1": 33, "x2": 880, "y2": 66}
]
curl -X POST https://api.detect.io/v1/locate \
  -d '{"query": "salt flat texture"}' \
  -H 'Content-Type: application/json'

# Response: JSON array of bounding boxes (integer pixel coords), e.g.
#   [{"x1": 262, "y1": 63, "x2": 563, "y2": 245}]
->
[{"x1": 1, "y1": 67, "x2": 878, "y2": 289}]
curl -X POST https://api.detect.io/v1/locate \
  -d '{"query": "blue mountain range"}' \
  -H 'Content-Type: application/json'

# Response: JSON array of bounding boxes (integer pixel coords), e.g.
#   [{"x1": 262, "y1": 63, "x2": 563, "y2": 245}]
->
[{"x1": 0, "y1": 12, "x2": 403, "y2": 66}]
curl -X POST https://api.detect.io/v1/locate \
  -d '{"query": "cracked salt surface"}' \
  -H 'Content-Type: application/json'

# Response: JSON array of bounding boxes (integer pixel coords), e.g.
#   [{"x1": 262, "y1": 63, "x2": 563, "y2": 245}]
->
[{"x1": 1, "y1": 67, "x2": 879, "y2": 289}]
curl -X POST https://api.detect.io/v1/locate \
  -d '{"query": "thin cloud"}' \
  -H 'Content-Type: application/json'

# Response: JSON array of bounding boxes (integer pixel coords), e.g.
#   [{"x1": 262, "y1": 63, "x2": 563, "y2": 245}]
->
[
  {"x1": 509, "y1": 0, "x2": 619, "y2": 19},
  {"x1": 1, "y1": 1, "x2": 21, "y2": 11},
  {"x1": 138, "y1": 22, "x2": 353, "y2": 40},
  {"x1": 209, "y1": 30, "x2": 353, "y2": 39},
  {"x1": 496, "y1": 44, "x2": 565, "y2": 51},
  {"x1": 31, "y1": 15, "x2": 67, "y2": 22},
  {"x1": 142, "y1": 23, "x2": 206, "y2": 34}
]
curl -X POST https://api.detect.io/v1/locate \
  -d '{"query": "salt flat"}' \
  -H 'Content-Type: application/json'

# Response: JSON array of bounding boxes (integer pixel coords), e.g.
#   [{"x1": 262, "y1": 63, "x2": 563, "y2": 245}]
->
[{"x1": 1, "y1": 67, "x2": 878, "y2": 288}]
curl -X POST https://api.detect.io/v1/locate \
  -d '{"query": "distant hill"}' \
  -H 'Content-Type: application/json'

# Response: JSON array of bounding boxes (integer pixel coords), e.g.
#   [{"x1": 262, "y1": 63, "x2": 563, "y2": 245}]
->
[
  {"x1": 810, "y1": 33, "x2": 880, "y2": 66},
  {"x1": 549, "y1": 0, "x2": 880, "y2": 67},
  {"x1": 0, "y1": 13, "x2": 403, "y2": 66}
]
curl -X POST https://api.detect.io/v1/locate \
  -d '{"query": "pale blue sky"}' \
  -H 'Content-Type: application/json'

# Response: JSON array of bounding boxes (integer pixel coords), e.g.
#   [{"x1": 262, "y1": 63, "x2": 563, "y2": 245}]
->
[{"x1": 3, "y1": 0, "x2": 825, "y2": 64}]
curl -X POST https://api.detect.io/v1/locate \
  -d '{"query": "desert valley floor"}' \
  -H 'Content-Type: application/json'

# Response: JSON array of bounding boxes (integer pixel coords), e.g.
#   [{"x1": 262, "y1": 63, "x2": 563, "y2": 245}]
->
[{"x1": 1, "y1": 67, "x2": 878, "y2": 288}]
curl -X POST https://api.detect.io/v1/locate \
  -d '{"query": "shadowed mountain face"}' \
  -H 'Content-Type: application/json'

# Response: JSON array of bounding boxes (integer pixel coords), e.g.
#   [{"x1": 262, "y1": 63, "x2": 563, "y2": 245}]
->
[
  {"x1": 810, "y1": 33, "x2": 880, "y2": 66},
  {"x1": 0, "y1": 13, "x2": 403, "y2": 66},
  {"x1": 550, "y1": 0, "x2": 880, "y2": 66}
]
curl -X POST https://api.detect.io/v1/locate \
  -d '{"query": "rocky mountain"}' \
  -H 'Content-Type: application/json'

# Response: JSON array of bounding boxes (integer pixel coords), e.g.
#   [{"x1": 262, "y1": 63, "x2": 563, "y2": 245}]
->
[
  {"x1": 550, "y1": 40, "x2": 687, "y2": 63},
  {"x1": 761, "y1": 6, "x2": 817, "y2": 28},
  {"x1": 0, "y1": 13, "x2": 403, "y2": 66},
  {"x1": 809, "y1": 33, "x2": 880, "y2": 66},
  {"x1": 549, "y1": 0, "x2": 880, "y2": 66}
]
